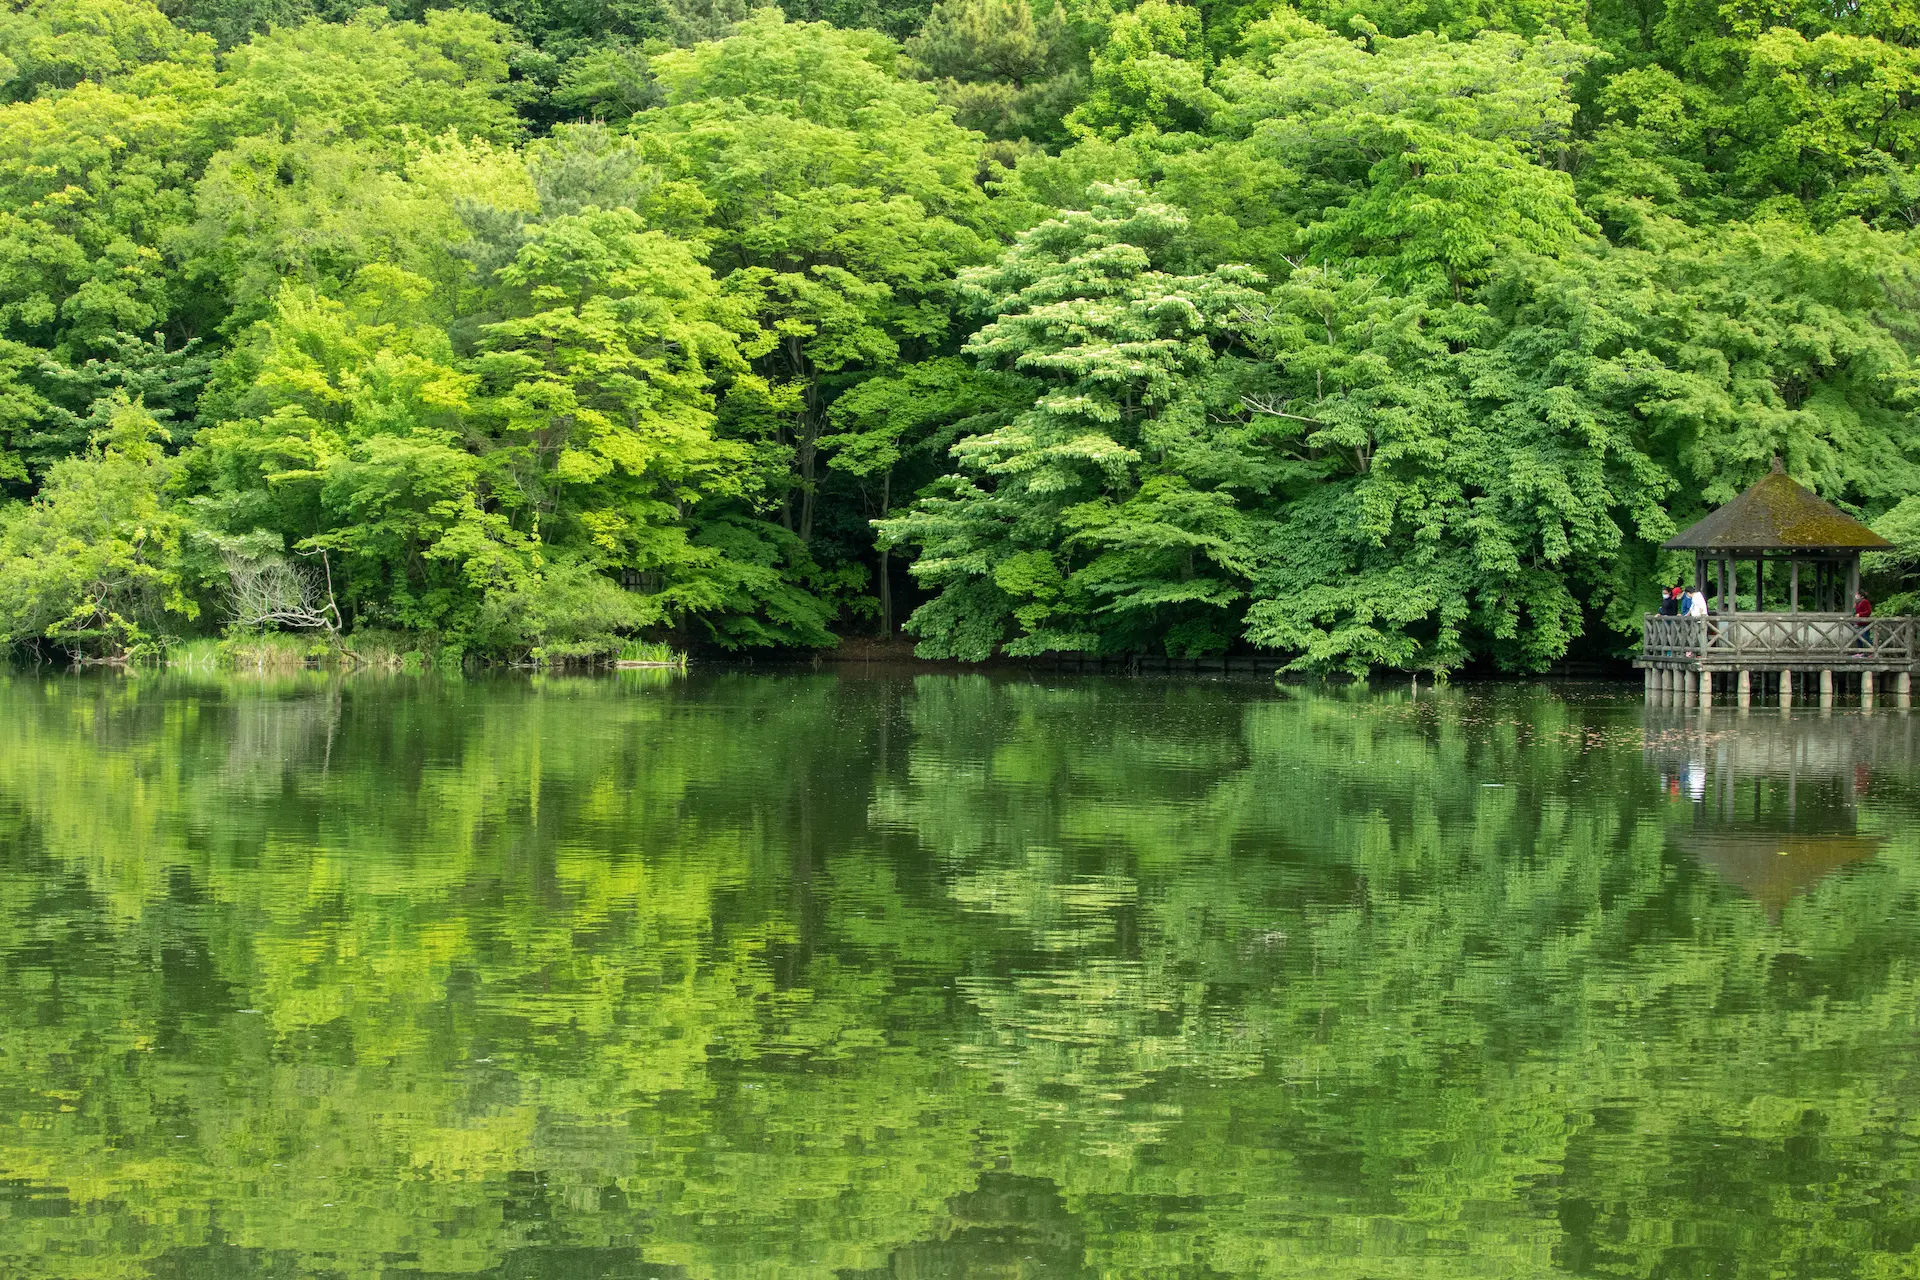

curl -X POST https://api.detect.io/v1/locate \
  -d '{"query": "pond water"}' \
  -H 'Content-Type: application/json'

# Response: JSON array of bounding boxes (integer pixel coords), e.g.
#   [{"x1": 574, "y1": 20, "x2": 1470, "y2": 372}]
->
[{"x1": 2, "y1": 670, "x2": 1919, "y2": 1279}]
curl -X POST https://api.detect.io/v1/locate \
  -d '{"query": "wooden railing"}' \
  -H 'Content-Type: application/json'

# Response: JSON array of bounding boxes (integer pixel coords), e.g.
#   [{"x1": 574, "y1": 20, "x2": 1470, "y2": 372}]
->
[{"x1": 1642, "y1": 613, "x2": 1917, "y2": 663}]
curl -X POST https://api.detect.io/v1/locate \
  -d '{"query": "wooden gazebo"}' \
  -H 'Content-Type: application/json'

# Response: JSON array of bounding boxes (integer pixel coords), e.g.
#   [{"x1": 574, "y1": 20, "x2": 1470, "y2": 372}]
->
[{"x1": 1639, "y1": 461, "x2": 1913, "y2": 708}]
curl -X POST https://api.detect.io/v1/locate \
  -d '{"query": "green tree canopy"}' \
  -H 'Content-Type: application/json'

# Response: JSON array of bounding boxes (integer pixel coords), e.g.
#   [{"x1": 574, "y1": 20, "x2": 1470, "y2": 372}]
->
[{"x1": 882, "y1": 182, "x2": 1268, "y2": 658}]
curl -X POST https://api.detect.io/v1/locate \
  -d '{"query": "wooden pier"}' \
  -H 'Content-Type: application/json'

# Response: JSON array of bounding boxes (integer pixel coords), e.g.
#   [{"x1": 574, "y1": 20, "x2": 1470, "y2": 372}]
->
[{"x1": 1637, "y1": 613, "x2": 1916, "y2": 708}]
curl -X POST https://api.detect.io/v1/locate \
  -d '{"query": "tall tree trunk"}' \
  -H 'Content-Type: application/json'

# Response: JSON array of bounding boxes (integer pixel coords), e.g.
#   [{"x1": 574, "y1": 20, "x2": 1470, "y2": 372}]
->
[
  {"x1": 777, "y1": 416, "x2": 795, "y2": 531},
  {"x1": 798, "y1": 434, "x2": 818, "y2": 543},
  {"x1": 877, "y1": 470, "x2": 892, "y2": 635},
  {"x1": 789, "y1": 334, "x2": 822, "y2": 544}
]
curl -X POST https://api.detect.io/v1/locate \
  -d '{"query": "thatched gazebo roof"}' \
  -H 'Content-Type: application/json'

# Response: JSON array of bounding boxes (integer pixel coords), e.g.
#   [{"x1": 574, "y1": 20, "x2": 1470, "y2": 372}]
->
[{"x1": 1662, "y1": 460, "x2": 1890, "y2": 553}]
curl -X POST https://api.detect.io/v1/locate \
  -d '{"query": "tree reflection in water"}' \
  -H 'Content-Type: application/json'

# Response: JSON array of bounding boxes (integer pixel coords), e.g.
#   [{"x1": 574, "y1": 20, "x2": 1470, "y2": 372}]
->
[{"x1": 0, "y1": 672, "x2": 1918, "y2": 1278}]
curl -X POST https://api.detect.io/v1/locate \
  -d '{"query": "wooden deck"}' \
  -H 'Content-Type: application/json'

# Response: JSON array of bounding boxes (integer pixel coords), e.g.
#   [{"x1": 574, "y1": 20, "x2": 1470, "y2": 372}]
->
[
  {"x1": 1639, "y1": 613, "x2": 1918, "y2": 670},
  {"x1": 1637, "y1": 612, "x2": 1917, "y2": 706}
]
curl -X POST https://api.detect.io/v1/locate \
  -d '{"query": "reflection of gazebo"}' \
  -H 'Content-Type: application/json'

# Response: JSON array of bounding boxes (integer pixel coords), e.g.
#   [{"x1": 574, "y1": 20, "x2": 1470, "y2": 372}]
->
[
  {"x1": 1639, "y1": 461, "x2": 1914, "y2": 707},
  {"x1": 1677, "y1": 830, "x2": 1880, "y2": 922},
  {"x1": 1644, "y1": 705, "x2": 1901, "y2": 917}
]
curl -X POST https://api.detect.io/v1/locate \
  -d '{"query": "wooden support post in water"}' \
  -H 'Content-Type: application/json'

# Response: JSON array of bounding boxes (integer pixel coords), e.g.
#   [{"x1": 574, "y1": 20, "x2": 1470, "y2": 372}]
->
[
  {"x1": 1863, "y1": 668, "x2": 1875, "y2": 711},
  {"x1": 1700, "y1": 669, "x2": 1713, "y2": 710},
  {"x1": 1737, "y1": 669, "x2": 1750, "y2": 707},
  {"x1": 1820, "y1": 668, "x2": 1834, "y2": 706},
  {"x1": 1899, "y1": 671, "x2": 1912, "y2": 709},
  {"x1": 1780, "y1": 669, "x2": 1793, "y2": 709}
]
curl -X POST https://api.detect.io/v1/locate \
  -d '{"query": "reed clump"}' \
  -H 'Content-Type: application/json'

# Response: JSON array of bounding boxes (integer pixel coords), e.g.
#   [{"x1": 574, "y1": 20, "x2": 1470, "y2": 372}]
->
[
  {"x1": 164, "y1": 632, "x2": 319, "y2": 673},
  {"x1": 162, "y1": 631, "x2": 448, "y2": 674},
  {"x1": 613, "y1": 639, "x2": 687, "y2": 668}
]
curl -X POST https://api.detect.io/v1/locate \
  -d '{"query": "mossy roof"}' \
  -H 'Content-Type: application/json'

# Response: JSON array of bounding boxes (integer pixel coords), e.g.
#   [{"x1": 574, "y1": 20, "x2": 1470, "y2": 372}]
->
[{"x1": 1661, "y1": 465, "x2": 1891, "y2": 552}]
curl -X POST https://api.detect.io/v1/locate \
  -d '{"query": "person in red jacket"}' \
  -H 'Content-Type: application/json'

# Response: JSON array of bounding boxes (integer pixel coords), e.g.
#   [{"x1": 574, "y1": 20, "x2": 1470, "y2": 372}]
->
[{"x1": 1853, "y1": 591, "x2": 1874, "y2": 653}]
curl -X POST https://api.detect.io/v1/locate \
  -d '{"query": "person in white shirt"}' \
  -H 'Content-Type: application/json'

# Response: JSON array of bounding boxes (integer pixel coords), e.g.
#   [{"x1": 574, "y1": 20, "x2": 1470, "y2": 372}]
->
[{"x1": 1682, "y1": 587, "x2": 1708, "y2": 656}]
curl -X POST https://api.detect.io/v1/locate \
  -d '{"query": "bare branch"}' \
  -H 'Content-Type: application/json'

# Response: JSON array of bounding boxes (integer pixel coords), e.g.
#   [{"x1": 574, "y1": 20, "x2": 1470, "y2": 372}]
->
[
  {"x1": 1241, "y1": 395, "x2": 1326, "y2": 426},
  {"x1": 223, "y1": 550, "x2": 341, "y2": 636}
]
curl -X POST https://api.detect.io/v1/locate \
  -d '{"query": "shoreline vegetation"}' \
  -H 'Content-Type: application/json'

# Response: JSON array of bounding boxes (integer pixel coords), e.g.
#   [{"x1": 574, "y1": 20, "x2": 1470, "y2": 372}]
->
[
  {"x1": 147, "y1": 632, "x2": 690, "y2": 673},
  {"x1": 52, "y1": 635, "x2": 1617, "y2": 680},
  {"x1": 5, "y1": 0, "x2": 1920, "y2": 678}
]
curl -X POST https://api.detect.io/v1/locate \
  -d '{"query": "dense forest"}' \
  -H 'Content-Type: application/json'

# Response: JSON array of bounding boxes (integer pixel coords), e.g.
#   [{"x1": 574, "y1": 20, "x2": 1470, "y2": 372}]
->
[{"x1": 5, "y1": 0, "x2": 1920, "y2": 670}]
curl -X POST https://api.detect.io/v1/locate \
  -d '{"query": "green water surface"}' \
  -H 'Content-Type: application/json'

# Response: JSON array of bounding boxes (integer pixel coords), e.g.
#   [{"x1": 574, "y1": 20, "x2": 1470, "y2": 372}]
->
[{"x1": 2, "y1": 671, "x2": 1918, "y2": 1278}]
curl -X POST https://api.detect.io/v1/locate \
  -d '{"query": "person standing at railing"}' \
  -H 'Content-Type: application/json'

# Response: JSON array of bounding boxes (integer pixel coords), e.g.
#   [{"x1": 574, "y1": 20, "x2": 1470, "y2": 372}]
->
[
  {"x1": 1684, "y1": 586, "x2": 1708, "y2": 655},
  {"x1": 1853, "y1": 591, "x2": 1873, "y2": 653}
]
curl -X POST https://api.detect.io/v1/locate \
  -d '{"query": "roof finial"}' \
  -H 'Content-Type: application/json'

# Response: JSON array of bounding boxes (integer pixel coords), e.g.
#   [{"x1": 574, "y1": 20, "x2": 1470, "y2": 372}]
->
[{"x1": 1771, "y1": 455, "x2": 1785, "y2": 474}]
